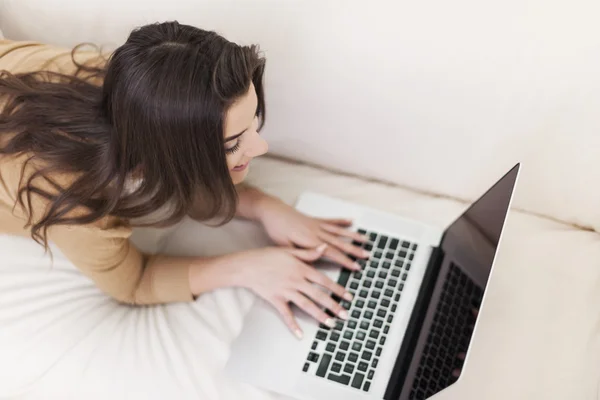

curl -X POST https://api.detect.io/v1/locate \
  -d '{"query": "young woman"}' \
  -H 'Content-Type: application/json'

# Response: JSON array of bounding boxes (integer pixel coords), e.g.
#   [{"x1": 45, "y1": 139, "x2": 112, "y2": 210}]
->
[{"x1": 0, "y1": 21, "x2": 370, "y2": 338}]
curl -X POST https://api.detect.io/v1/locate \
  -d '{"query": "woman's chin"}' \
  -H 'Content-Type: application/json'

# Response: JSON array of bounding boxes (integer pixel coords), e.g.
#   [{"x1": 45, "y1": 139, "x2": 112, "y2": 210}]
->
[{"x1": 230, "y1": 167, "x2": 250, "y2": 184}]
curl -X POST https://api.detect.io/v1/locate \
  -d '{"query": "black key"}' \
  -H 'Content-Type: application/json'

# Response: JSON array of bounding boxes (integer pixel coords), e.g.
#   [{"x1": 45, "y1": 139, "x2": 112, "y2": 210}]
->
[
  {"x1": 405, "y1": 264, "x2": 411, "y2": 271},
  {"x1": 308, "y1": 352, "x2": 319, "y2": 362},
  {"x1": 338, "y1": 270, "x2": 351, "y2": 288},
  {"x1": 316, "y1": 353, "x2": 331, "y2": 377},
  {"x1": 364, "y1": 311, "x2": 374, "y2": 320},
  {"x1": 351, "y1": 372, "x2": 365, "y2": 389},
  {"x1": 380, "y1": 336, "x2": 386, "y2": 345},
  {"x1": 356, "y1": 331, "x2": 367, "y2": 340},
  {"x1": 372, "y1": 291, "x2": 380, "y2": 299},
  {"x1": 401, "y1": 241, "x2": 410, "y2": 248},
  {"x1": 369, "y1": 329, "x2": 380, "y2": 339},
  {"x1": 331, "y1": 332, "x2": 340, "y2": 342},
  {"x1": 363, "y1": 381, "x2": 371, "y2": 392},
  {"x1": 341, "y1": 300, "x2": 351, "y2": 310},
  {"x1": 376, "y1": 236, "x2": 387, "y2": 249},
  {"x1": 372, "y1": 358, "x2": 378, "y2": 368},
  {"x1": 382, "y1": 261, "x2": 391, "y2": 269},
  {"x1": 335, "y1": 351, "x2": 346, "y2": 362},
  {"x1": 369, "y1": 232, "x2": 377, "y2": 241},
  {"x1": 391, "y1": 269, "x2": 401, "y2": 277},
  {"x1": 408, "y1": 253, "x2": 414, "y2": 261},
  {"x1": 379, "y1": 271, "x2": 388, "y2": 279},
  {"x1": 381, "y1": 299, "x2": 390, "y2": 307},
  {"x1": 353, "y1": 270, "x2": 363, "y2": 279},
  {"x1": 368, "y1": 369, "x2": 375, "y2": 379},
  {"x1": 375, "y1": 347, "x2": 382, "y2": 357},
  {"x1": 369, "y1": 261, "x2": 378, "y2": 269},
  {"x1": 398, "y1": 283, "x2": 404, "y2": 292},
  {"x1": 311, "y1": 341, "x2": 318, "y2": 350},
  {"x1": 340, "y1": 340, "x2": 350, "y2": 350},
  {"x1": 316, "y1": 330, "x2": 327, "y2": 340},
  {"x1": 347, "y1": 320, "x2": 357, "y2": 329},
  {"x1": 374, "y1": 251, "x2": 382, "y2": 259},
  {"x1": 366, "y1": 270, "x2": 375, "y2": 278},
  {"x1": 375, "y1": 281, "x2": 384, "y2": 289},
  {"x1": 359, "y1": 290, "x2": 368, "y2": 298},
  {"x1": 387, "y1": 314, "x2": 393, "y2": 323},
  {"x1": 334, "y1": 320, "x2": 344, "y2": 330},
  {"x1": 358, "y1": 229, "x2": 367, "y2": 235},
  {"x1": 326, "y1": 343, "x2": 336, "y2": 352},
  {"x1": 385, "y1": 252, "x2": 394, "y2": 259},
  {"x1": 373, "y1": 319, "x2": 383, "y2": 328},
  {"x1": 385, "y1": 289, "x2": 394, "y2": 297},
  {"x1": 343, "y1": 331, "x2": 353, "y2": 340},
  {"x1": 350, "y1": 282, "x2": 359, "y2": 290},
  {"x1": 327, "y1": 373, "x2": 351, "y2": 385},
  {"x1": 348, "y1": 352, "x2": 359, "y2": 362},
  {"x1": 368, "y1": 300, "x2": 377, "y2": 309},
  {"x1": 388, "y1": 279, "x2": 397, "y2": 287},
  {"x1": 352, "y1": 342, "x2": 362, "y2": 352},
  {"x1": 395, "y1": 293, "x2": 401, "y2": 301},
  {"x1": 331, "y1": 362, "x2": 342, "y2": 373},
  {"x1": 402, "y1": 273, "x2": 408, "y2": 281},
  {"x1": 344, "y1": 363, "x2": 355, "y2": 374},
  {"x1": 361, "y1": 351, "x2": 373, "y2": 361},
  {"x1": 391, "y1": 304, "x2": 397, "y2": 312},
  {"x1": 351, "y1": 310, "x2": 361, "y2": 319},
  {"x1": 399, "y1": 250, "x2": 407, "y2": 258},
  {"x1": 360, "y1": 321, "x2": 369, "y2": 330},
  {"x1": 364, "y1": 244, "x2": 373, "y2": 251},
  {"x1": 303, "y1": 362, "x2": 310, "y2": 372},
  {"x1": 389, "y1": 239, "x2": 399, "y2": 249},
  {"x1": 384, "y1": 325, "x2": 390, "y2": 334},
  {"x1": 377, "y1": 309, "x2": 386, "y2": 318},
  {"x1": 358, "y1": 361, "x2": 368, "y2": 372},
  {"x1": 363, "y1": 280, "x2": 372, "y2": 288},
  {"x1": 411, "y1": 243, "x2": 418, "y2": 251},
  {"x1": 394, "y1": 259, "x2": 403, "y2": 267},
  {"x1": 366, "y1": 339, "x2": 376, "y2": 349}
]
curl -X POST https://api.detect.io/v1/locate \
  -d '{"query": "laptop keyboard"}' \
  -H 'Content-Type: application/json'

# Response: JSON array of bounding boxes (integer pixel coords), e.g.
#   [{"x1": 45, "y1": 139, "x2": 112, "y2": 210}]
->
[
  {"x1": 302, "y1": 228, "x2": 418, "y2": 392},
  {"x1": 408, "y1": 262, "x2": 483, "y2": 400}
]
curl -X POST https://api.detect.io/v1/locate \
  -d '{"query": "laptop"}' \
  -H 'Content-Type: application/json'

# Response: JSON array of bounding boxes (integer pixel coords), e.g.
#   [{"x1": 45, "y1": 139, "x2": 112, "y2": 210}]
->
[{"x1": 225, "y1": 164, "x2": 520, "y2": 400}]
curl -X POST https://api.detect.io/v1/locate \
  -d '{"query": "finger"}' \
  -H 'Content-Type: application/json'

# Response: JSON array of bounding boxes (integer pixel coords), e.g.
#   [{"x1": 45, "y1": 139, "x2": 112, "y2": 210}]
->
[
  {"x1": 320, "y1": 223, "x2": 369, "y2": 243},
  {"x1": 272, "y1": 299, "x2": 303, "y2": 339},
  {"x1": 306, "y1": 268, "x2": 353, "y2": 302},
  {"x1": 288, "y1": 292, "x2": 337, "y2": 329},
  {"x1": 285, "y1": 243, "x2": 328, "y2": 262},
  {"x1": 321, "y1": 246, "x2": 362, "y2": 271},
  {"x1": 319, "y1": 231, "x2": 370, "y2": 259},
  {"x1": 300, "y1": 283, "x2": 349, "y2": 320},
  {"x1": 316, "y1": 218, "x2": 353, "y2": 227}
]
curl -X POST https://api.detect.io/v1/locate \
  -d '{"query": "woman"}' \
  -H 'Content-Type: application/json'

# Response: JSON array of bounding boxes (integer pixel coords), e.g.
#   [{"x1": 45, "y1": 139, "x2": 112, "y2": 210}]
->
[{"x1": 0, "y1": 21, "x2": 369, "y2": 339}]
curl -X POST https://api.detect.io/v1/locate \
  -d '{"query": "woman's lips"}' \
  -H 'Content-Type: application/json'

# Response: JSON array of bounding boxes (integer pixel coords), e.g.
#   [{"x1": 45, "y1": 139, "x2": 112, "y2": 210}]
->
[{"x1": 232, "y1": 161, "x2": 249, "y2": 172}]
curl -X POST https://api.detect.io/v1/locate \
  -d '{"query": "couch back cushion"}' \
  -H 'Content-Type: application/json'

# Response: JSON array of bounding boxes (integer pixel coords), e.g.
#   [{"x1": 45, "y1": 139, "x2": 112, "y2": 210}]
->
[{"x1": 1, "y1": 1, "x2": 599, "y2": 230}]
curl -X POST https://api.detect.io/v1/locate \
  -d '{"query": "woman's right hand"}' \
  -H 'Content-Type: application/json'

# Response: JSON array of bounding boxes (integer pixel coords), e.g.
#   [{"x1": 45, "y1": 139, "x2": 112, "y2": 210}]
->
[{"x1": 233, "y1": 244, "x2": 355, "y2": 339}]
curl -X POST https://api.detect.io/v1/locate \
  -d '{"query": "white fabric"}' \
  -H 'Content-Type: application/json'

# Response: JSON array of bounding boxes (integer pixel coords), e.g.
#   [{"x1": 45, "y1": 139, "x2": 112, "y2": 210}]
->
[
  {"x1": 1, "y1": 157, "x2": 599, "y2": 400},
  {"x1": 2, "y1": 0, "x2": 600, "y2": 229}
]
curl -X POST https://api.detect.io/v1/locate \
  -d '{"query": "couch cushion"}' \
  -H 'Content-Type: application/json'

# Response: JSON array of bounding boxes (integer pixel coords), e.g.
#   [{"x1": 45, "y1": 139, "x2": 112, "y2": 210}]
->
[{"x1": 0, "y1": 157, "x2": 598, "y2": 400}]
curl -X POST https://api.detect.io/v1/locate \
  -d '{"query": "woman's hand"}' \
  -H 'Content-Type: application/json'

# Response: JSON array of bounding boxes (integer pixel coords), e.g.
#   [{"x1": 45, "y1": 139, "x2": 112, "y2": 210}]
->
[
  {"x1": 255, "y1": 196, "x2": 370, "y2": 271},
  {"x1": 231, "y1": 244, "x2": 353, "y2": 339}
]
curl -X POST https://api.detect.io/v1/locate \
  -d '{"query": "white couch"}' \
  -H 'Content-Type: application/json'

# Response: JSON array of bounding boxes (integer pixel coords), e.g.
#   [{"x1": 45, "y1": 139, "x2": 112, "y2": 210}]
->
[{"x1": 1, "y1": 1, "x2": 600, "y2": 399}]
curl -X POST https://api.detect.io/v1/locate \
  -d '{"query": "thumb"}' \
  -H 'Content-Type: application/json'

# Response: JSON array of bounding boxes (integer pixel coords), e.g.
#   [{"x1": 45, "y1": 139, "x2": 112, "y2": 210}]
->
[{"x1": 286, "y1": 243, "x2": 328, "y2": 262}]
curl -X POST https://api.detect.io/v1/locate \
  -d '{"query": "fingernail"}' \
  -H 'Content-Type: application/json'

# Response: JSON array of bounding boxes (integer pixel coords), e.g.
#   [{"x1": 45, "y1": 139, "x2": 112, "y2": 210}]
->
[
  {"x1": 317, "y1": 243, "x2": 328, "y2": 253},
  {"x1": 361, "y1": 235, "x2": 370, "y2": 241},
  {"x1": 354, "y1": 262, "x2": 363, "y2": 270},
  {"x1": 339, "y1": 310, "x2": 349, "y2": 320},
  {"x1": 295, "y1": 329, "x2": 303, "y2": 339},
  {"x1": 343, "y1": 292, "x2": 353, "y2": 301},
  {"x1": 325, "y1": 318, "x2": 336, "y2": 328},
  {"x1": 362, "y1": 250, "x2": 370, "y2": 257}
]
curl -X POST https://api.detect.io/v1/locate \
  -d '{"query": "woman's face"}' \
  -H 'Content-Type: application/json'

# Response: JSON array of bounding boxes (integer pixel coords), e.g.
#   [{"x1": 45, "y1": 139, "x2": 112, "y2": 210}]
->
[{"x1": 223, "y1": 82, "x2": 268, "y2": 184}]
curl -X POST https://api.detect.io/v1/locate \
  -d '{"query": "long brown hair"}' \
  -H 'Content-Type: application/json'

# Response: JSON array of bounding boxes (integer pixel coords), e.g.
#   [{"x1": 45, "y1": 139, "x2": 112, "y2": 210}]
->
[{"x1": 0, "y1": 21, "x2": 266, "y2": 247}]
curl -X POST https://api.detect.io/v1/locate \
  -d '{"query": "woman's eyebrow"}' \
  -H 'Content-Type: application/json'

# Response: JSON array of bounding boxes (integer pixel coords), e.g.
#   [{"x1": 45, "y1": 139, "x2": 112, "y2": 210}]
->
[{"x1": 224, "y1": 130, "x2": 246, "y2": 142}]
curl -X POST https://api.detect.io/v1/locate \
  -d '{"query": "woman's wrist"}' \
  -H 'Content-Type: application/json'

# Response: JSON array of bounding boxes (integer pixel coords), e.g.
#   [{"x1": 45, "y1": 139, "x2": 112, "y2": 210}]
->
[
  {"x1": 235, "y1": 184, "x2": 279, "y2": 222},
  {"x1": 188, "y1": 252, "x2": 250, "y2": 295}
]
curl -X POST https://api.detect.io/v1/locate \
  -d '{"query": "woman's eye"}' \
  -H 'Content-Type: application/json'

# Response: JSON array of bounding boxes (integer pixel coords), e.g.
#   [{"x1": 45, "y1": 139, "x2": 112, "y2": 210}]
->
[{"x1": 225, "y1": 140, "x2": 241, "y2": 155}]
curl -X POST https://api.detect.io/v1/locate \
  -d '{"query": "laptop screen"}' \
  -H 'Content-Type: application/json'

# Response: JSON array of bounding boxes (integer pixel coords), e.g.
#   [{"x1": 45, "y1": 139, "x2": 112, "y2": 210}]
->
[{"x1": 439, "y1": 164, "x2": 520, "y2": 287}]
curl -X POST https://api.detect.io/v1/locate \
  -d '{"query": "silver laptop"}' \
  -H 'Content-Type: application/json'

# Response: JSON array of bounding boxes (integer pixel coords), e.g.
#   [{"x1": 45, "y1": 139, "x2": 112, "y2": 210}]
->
[{"x1": 225, "y1": 164, "x2": 520, "y2": 400}]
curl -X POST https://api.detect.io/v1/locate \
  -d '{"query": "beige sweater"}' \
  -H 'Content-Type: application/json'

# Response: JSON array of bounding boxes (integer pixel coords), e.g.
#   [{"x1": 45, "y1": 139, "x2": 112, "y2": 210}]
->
[{"x1": 0, "y1": 39, "x2": 194, "y2": 305}]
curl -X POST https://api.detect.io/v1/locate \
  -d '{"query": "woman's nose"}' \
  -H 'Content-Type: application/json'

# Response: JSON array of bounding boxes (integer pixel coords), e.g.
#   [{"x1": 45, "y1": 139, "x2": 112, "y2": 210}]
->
[{"x1": 245, "y1": 130, "x2": 268, "y2": 158}]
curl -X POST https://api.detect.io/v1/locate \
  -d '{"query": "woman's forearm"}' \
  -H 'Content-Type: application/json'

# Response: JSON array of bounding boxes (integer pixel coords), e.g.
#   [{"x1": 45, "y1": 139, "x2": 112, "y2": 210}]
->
[
  {"x1": 188, "y1": 252, "x2": 248, "y2": 295},
  {"x1": 234, "y1": 184, "x2": 276, "y2": 221}
]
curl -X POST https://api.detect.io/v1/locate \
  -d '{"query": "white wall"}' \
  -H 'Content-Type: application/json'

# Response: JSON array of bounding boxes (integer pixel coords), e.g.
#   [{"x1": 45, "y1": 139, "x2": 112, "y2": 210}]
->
[{"x1": 2, "y1": 0, "x2": 600, "y2": 229}]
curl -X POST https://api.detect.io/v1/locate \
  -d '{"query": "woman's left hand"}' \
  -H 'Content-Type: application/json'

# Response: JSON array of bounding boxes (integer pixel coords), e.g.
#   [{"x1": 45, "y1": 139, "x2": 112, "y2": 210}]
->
[{"x1": 256, "y1": 197, "x2": 370, "y2": 271}]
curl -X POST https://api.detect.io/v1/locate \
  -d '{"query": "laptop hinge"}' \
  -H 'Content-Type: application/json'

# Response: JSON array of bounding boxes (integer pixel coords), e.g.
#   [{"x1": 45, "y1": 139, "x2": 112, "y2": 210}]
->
[{"x1": 383, "y1": 245, "x2": 445, "y2": 400}]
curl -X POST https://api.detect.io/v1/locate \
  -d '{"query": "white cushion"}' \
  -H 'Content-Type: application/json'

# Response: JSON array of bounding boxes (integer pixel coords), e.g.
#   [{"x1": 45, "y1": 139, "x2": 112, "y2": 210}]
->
[
  {"x1": 0, "y1": 157, "x2": 598, "y2": 400},
  {"x1": 1, "y1": 0, "x2": 600, "y2": 230}
]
